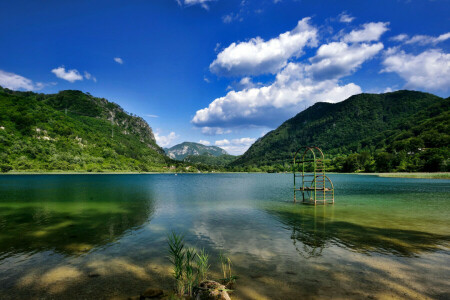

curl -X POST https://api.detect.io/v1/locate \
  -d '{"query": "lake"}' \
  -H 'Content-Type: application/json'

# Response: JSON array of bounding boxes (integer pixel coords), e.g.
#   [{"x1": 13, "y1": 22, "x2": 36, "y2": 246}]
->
[{"x1": 0, "y1": 174, "x2": 449, "y2": 299}]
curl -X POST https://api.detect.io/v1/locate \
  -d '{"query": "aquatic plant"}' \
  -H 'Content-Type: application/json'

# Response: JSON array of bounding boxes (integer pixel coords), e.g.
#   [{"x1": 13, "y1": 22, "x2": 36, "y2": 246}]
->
[
  {"x1": 184, "y1": 247, "x2": 197, "y2": 296},
  {"x1": 196, "y1": 248, "x2": 210, "y2": 283},
  {"x1": 168, "y1": 234, "x2": 237, "y2": 297},
  {"x1": 167, "y1": 232, "x2": 185, "y2": 296},
  {"x1": 219, "y1": 252, "x2": 233, "y2": 282}
]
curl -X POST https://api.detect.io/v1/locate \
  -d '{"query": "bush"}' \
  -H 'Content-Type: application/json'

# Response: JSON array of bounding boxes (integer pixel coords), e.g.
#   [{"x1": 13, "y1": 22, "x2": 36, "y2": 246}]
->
[{"x1": 0, "y1": 164, "x2": 12, "y2": 173}]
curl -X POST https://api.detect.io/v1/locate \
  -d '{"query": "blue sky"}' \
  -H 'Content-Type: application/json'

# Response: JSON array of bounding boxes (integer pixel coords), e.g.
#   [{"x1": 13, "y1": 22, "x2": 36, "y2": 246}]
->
[{"x1": 1, "y1": 0, "x2": 449, "y2": 154}]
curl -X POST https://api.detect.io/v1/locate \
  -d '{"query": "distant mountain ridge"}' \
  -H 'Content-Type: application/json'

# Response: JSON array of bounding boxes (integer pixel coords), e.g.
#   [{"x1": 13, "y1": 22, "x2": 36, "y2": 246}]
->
[
  {"x1": 165, "y1": 142, "x2": 228, "y2": 160},
  {"x1": 231, "y1": 90, "x2": 449, "y2": 172}
]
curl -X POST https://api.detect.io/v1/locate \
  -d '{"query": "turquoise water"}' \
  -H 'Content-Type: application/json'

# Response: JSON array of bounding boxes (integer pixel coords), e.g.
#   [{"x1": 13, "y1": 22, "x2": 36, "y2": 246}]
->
[{"x1": 0, "y1": 174, "x2": 449, "y2": 299}]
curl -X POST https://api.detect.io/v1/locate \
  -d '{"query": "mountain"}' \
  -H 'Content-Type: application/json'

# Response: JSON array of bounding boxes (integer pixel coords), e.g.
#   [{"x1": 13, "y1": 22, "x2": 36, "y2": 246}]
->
[
  {"x1": 231, "y1": 90, "x2": 449, "y2": 172},
  {"x1": 184, "y1": 153, "x2": 237, "y2": 166},
  {"x1": 165, "y1": 142, "x2": 228, "y2": 160},
  {"x1": 0, "y1": 87, "x2": 169, "y2": 172}
]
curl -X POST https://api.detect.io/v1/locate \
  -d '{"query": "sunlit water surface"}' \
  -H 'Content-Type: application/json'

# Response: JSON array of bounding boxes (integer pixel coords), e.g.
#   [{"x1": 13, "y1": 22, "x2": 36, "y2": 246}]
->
[{"x1": 0, "y1": 174, "x2": 449, "y2": 299}]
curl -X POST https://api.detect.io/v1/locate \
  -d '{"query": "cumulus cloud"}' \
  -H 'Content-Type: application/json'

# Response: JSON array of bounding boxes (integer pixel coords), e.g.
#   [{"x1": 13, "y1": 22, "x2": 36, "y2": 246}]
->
[
  {"x1": 210, "y1": 18, "x2": 318, "y2": 76},
  {"x1": 51, "y1": 66, "x2": 83, "y2": 82},
  {"x1": 114, "y1": 57, "x2": 124, "y2": 64},
  {"x1": 307, "y1": 42, "x2": 384, "y2": 80},
  {"x1": 227, "y1": 77, "x2": 261, "y2": 91},
  {"x1": 193, "y1": 63, "x2": 362, "y2": 128},
  {"x1": 155, "y1": 131, "x2": 178, "y2": 147},
  {"x1": 343, "y1": 22, "x2": 389, "y2": 43},
  {"x1": 215, "y1": 137, "x2": 256, "y2": 155},
  {"x1": 390, "y1": 34, "x2": 408, "y2": 42},
  {"x1": 391, "y1": 32, "x2": 450, "y2": 45},
  {"x1": 338, "y1": 12, "x2": 355, "y2": 23},
  {"x1": 193, "y1": 38, "x2": 384, "y2": 129},
  {"x1": 382, "y1": 48, "x2": 450, "y2": 90},
  {"x1": 0, "y1": 70, "x2": 44, "y2": 91},
  {"x1": 198, "y1": 140, "x2": 210, "y2": 145},
  {"x1": 194, "y1": 19, "x2": 393, "y2": 132},
  {"x1": 201, "y1": 127, "x2": 232, "y2": 136}
]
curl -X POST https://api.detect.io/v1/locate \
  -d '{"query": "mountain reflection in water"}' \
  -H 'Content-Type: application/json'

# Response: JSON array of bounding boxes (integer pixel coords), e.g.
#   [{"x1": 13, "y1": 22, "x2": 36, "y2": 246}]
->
[{"x1": 0, "y1": 175, "x2": 155, "y2": 258}]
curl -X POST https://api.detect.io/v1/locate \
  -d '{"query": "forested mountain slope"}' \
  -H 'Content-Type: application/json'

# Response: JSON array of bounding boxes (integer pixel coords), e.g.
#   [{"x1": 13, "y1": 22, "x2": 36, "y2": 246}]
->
[
  {"x1": 0, "y1": 87, "x2": 168, "y2": 172},
  {"x1": 230, "y1": 91, "x2": 449, "y2": 172}
]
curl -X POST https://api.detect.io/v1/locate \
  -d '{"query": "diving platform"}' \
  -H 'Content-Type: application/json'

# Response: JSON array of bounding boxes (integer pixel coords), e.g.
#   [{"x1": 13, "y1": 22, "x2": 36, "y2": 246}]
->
[{"x1": 293, "y1": 146, "x2": 335, "y2": 205}]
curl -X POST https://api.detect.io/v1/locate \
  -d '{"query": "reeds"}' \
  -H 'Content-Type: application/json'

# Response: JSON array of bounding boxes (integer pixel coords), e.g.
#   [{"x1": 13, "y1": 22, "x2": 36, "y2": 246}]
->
[
  {"x1": 167, "y1": 231, "x2": 185, "y2": 296},
  {"x1": 167, "y1": 233, "x2": 212, "y2": 297},
  {"x1": 196, "y1": 248, "x2": 210, "y2": 283},
  {"x1": 219, "y1": 252, "x2": 234, "y2": 284}
]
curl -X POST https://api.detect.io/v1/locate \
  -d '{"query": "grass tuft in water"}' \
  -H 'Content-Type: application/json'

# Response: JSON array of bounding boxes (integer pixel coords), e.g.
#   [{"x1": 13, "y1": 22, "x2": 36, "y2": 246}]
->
[
  {"x1": 184, "y1": 247, "x2": 197, "y2": 296},
  {"x1": 168, "y1": 233, "x2": 237, "y2": 297},
  {"x1": 219, "y1": 252, "x2": 236, "y2": 286},
  {"x1": 196, "y1": 248, "x2": 210, "y2": 283},
  {"x1": 167, "y1": 231, "x2": 185, "y2": 296}
]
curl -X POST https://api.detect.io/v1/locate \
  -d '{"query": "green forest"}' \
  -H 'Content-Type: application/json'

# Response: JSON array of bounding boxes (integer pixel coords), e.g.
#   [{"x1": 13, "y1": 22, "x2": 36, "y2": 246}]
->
[
  {"x1": 0, "y1": 88, "x2": 448, "y2": 173},
  {"x1": 229, "y1": 91, "x2": 449, "y2": 173},
  {"x1": 0, "y1": 87, "x2": 172, "y2": 172}
]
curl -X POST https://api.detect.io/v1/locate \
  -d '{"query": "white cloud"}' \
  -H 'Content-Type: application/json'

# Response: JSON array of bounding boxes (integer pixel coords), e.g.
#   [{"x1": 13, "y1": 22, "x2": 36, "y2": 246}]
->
[
  {"x1": 210, "y1": 17, "x2": 318, "y2": 76},
  {"x1": 201, "y1": 127, "x2": 232, "y2": 136},
  {"x1": 145, "y1": 114, "x2": 159, "y2": 118},
  {"x1": 343, "y1": 22, "x2": 389, "y2": 43},
  {"x1": 215, "y1": 139, "x2": 230, "y2": 146},
  {"x1": 193, "y1": 63, "x2": 362, "y2": 128},
  {"x1": 338, "y1": 12, "x2": 354, "y2": 23},
  {"x1": 177, "y1": 0, "x2": 215, "y2": 9},
  {"x1": 390, "y1": 34, "x2": 408, "y2": 42},
  {"x1": 51, "y1": 66, "x2": 83, "y2": 82},
  {"x1": 215, "y1": 137, "x2": 256, "y2": 155},
  {"x1": 382, "y1": 48, "x2": 450, "y2": 90},
  {"x1": 227, "y1": 76, "x2": 261, "y2": 91},
  {"x1": 307, "y1": 42, "x2": 384, "y2": 80},
  {"x1": 155, "y1": 131, "x2": 178, "y2": 148},
  {"x1": 84, "y1": 71, "x2": 97, "y2": 82},
  {"x1": 403, "y1": 32, "x2": 450, "y2": 45},
  {"x1": 222, "y1": 13, "x2": 242, "y2": 23},
  {"x1": 194, "y1": 38, "x2": 384, "y2": 129},
  {"x1": 0, "y1": 70, "x2": 44, "y2": 91},
  {"x1": 198, "y1": 140, "x2": 210, "y2": 146},
  {"x1": 114, "y1": 57, "x2": 124, "y2": 64}
]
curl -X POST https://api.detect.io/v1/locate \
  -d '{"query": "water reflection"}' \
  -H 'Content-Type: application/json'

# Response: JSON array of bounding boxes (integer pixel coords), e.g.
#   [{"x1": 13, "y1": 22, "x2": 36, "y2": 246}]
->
[
  {"x1": 0, "y1": 175, "x2": 155, "y2": 258},
  {"x1": 267, "y1": 204, "x2": 450, "y2": 257}
]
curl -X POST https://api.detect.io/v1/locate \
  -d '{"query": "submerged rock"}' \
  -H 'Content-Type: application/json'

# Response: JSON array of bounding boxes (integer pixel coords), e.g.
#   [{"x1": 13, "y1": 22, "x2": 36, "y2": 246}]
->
[
  {"x1": 195, "y1": 280, "x2": 231, "y2": 300},
  {"x1": 140, "y1": 288, "x2": 164, "y2": 299}
]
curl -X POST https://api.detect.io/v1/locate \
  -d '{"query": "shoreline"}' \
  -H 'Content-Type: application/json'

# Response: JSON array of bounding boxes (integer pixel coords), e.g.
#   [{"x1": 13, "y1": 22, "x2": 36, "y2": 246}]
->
[{"x1": 0, "y1": 171, "x2": 449, "y2": 179}]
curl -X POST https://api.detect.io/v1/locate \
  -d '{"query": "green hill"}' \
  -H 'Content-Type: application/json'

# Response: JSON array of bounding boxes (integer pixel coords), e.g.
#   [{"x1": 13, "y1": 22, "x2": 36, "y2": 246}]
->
[
  {"x1": 165, "y1": 142, "x2": 228, "y2": 160},
  {"x1": 230, "y1": 91, "x2": 449, "y2": 172},
  {"x1": 0, "y1": 87, "x2": 169, "y2": 172},
  {"x1": 184, "y1": 153, "x2": 237, "y2": 166}
]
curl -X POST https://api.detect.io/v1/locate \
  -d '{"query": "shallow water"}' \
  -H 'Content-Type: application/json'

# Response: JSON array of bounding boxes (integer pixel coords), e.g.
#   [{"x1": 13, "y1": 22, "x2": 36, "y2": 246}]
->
[{"x1": 0, "y1": 174, "x2": 449, "y2": 299}]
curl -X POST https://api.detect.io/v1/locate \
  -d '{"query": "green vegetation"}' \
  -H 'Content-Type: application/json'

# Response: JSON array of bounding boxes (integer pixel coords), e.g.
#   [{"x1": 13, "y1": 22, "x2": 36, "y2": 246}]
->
[
  {"x1": 166, "y1": 232, "x2": 236, "y2": 298},
  {"x1": 196, "y1": 249, "x2": 210, "y2": 283},
  {"x1": 1, "y1": 87, "x2": 447, "y2": 175},
  {"x1": 167, "y1": 232, "x2": 212, "y2": 297},
  {"x1": 0, "y1": 86, "x2": 171, "y2": 172},
  {"x1": 184, "y1": 153, "x2": 237, "y2": 166},
  {"x1": 230, "y1": 91, "x2": 449, "y2": 173}
]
